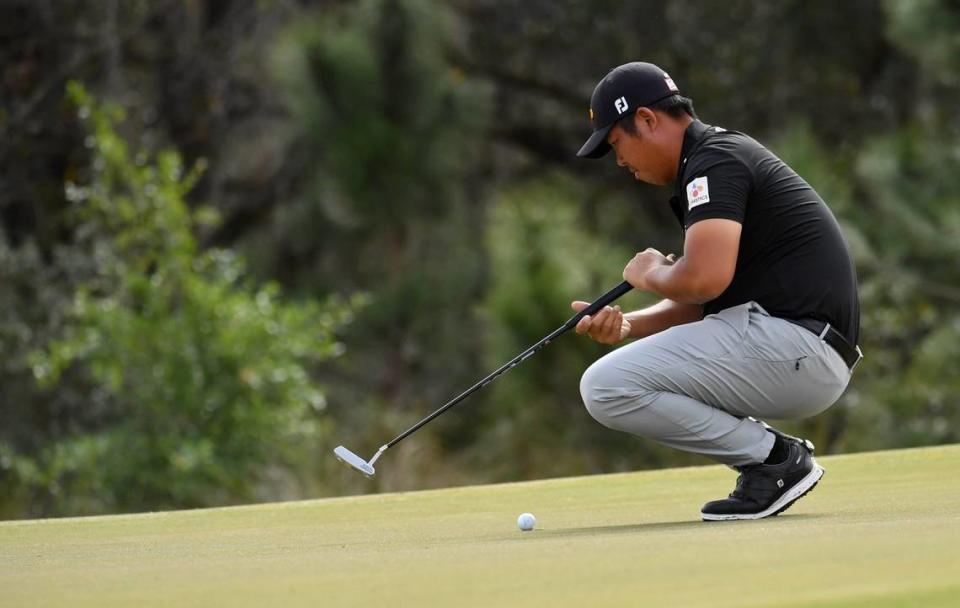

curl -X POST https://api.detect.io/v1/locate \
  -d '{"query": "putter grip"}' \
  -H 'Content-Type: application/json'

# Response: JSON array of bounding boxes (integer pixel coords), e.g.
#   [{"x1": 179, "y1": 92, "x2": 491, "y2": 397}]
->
[{"x1": 565, "y1": 280, "x2": 634, "y2": 329}]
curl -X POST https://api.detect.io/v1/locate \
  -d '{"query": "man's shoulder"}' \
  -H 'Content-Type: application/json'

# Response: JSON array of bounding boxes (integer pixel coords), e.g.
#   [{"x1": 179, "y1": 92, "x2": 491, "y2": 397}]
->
[
  {"x1": 698, "y1": 127, "x2": 764, "y2": 155},
  {"x1": 685, "y1": 127, "x2": 771, "y2": 176}
]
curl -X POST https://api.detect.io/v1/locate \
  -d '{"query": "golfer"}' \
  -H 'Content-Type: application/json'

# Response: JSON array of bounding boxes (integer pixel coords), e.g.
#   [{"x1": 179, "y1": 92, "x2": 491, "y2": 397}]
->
[{"x1": 574, "y1": 62, "x2": 862, "y2": 521}]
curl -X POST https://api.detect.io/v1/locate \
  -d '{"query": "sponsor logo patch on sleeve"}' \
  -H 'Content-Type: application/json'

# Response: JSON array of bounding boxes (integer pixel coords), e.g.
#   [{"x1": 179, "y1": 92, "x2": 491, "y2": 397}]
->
[{"x1": 686, "y1": 176, "x2": 710, "y2": 209}]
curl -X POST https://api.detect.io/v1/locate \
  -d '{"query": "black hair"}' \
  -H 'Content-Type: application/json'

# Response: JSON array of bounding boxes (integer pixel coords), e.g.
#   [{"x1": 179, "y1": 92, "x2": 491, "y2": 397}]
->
[{"x1": 619, "y1": 95, "x2": 697, "y2": 134}]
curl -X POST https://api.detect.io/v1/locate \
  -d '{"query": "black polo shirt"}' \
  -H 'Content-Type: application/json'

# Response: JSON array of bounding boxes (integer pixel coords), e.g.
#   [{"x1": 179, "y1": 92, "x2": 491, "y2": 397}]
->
[{"x1": 669, "y1": 121, "x2": 860, "y2": 344}]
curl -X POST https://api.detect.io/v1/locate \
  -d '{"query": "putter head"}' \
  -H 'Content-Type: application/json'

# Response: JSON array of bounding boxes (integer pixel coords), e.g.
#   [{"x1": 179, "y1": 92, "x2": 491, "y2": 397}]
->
[{"x1": 333, "y1": 446, "x2": 376, "y2": 477}]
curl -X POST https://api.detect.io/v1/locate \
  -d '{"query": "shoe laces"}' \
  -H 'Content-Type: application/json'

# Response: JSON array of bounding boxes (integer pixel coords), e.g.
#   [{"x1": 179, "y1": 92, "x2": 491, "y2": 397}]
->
[{"x1": 730, "y1": 465, "x2": 773, "y2": 502}]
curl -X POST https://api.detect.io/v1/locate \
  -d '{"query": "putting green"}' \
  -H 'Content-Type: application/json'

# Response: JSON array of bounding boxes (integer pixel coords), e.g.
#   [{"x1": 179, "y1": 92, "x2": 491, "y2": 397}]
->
[{"x1": 2, "y1": 445, "x2": 958, "y2": 607}]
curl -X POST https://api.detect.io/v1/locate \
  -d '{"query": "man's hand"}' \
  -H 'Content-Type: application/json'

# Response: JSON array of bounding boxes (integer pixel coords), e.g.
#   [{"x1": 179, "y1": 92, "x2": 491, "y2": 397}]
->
[
  {"x1": 571, "y1": 302, "x2": 631, "y2": 344},
  {"x1": 623, "y1": 249, "x2": 676, "y2": 291}
]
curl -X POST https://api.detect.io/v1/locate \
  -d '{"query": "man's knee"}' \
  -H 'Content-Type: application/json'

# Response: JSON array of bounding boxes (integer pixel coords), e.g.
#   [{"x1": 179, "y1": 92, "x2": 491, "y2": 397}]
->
[{"x1": 580, "y1": 357, "x2": 647, "y2": 430}]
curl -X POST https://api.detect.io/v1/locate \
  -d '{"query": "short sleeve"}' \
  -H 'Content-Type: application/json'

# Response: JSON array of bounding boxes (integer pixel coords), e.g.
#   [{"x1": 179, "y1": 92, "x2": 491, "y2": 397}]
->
[{"x1": 682, "y1": 152, "x2": 752, "y2": 230}]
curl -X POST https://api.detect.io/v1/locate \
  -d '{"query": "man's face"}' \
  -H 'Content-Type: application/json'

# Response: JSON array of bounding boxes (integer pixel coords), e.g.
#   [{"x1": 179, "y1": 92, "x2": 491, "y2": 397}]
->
[{"x1": 606, "y1": 113, "x2": 671, "y2": 186}]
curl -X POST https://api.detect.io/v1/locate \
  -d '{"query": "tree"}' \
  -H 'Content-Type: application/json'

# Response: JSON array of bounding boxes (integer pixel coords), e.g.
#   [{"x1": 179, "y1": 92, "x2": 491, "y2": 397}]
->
[
  {"x1": 265, "y1": 0, "x2": 494, "y2": 491},
  {"x1": 0, "y1": 83, "x2": 356, "y2": 517}
]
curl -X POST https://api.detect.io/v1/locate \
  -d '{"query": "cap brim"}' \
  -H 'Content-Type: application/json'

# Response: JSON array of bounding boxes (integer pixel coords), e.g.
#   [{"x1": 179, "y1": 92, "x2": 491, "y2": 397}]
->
[{"x1": 576, "y1": 123, "x2": 614, "y2": 159}]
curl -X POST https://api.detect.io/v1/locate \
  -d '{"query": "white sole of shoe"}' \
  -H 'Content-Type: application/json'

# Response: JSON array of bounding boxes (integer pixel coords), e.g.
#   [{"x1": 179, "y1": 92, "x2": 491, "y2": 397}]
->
[{"x1": 701, "y1": 460, "x2": 825, "y2": 522}]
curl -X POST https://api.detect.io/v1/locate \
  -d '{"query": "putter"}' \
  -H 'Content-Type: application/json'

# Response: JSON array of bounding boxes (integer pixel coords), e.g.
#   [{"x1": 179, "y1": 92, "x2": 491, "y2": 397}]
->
[{"x1": 333, "y1": 280, "x2": 634, "y2": 477}]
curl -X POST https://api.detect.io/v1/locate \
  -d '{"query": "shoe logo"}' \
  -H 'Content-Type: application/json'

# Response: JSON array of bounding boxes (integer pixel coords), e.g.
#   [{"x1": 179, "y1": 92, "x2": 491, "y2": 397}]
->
[
  {"x1": 796, "y1": 454, "x2": 802, "y2": 464},
  {"x1": 777, "y1": 479, "x2": 784, "y2": 488}
]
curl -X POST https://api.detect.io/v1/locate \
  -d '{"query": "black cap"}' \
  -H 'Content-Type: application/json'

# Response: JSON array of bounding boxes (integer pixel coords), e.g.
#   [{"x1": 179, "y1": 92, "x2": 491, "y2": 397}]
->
[{"x1": 576, "y1": 62, "x2": 681, "y2": 159}]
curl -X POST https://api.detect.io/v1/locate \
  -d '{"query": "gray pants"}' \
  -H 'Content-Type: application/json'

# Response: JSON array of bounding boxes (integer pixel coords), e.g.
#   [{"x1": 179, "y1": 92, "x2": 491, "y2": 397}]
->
[{"x1": 579, "y1": 302, "x2": 851, "y2": 466}]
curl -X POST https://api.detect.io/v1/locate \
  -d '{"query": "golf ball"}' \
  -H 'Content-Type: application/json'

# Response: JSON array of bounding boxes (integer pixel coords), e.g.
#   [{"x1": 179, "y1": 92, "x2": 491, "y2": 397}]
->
[{"x1": 517, "y1": 512, "x2": 536, "y2": 531}]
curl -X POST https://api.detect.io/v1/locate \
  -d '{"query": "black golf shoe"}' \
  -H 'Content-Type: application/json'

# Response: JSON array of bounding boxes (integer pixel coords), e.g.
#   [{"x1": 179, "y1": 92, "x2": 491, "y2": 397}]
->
[{"x1": 701, "y1": 434, "x2": 824, "y2": 521}]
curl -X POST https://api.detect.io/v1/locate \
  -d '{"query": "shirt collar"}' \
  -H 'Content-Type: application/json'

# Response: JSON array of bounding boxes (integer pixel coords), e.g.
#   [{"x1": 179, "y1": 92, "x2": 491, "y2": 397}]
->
[{"x1": 677, "y1": 119, "x2": 713, "y2": 178}]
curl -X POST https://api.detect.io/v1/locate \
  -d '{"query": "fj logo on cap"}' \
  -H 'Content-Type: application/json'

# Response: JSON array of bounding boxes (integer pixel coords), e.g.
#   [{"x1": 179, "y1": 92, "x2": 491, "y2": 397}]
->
[
  {"x1": 614, "y1": 96, "x2": 628, "y2": 114},
  {"x1": 686, "y1": 176, "x2": 710, "y2": 209}
]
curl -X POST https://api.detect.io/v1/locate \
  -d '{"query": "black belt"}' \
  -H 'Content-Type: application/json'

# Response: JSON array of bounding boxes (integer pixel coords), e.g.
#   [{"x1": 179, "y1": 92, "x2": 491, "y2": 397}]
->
[{"x1": 786, "y1": 318, "x2": 863, "y2": 371}]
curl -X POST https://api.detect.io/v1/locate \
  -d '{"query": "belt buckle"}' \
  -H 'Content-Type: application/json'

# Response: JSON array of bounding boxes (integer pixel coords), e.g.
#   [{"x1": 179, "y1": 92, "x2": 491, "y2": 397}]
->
[
  {"x1": 823, "y1": 322, "x2": 863, "y2": 372},
  {"x1": 851, "y1": 345, "x2": 864, "y2": 372}
]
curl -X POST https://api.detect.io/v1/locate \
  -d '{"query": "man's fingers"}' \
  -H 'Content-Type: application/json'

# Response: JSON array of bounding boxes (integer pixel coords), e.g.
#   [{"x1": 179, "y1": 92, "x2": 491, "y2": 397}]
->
[
  {"x1": 600, "y1": 305, "x2": 622, "y2": 342},
  {"x1": 595, "y1": 305, "x2": 614, "y2": 339},
  {"x1": 591, "y1": 306, "x2": 611, "y2": 328},
  {"x1": 589, "y1": 306, "x2": 615, "y2": 343},
  {"x1": 585, "y1": 307, "x2": 608, "y2": 339},
  {"x1": 573, "y1": 302, "x2": 625, "y2": 344}
]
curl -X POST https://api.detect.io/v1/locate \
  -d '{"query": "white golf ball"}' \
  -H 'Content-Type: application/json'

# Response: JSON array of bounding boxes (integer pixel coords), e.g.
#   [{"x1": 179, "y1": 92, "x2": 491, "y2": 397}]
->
[{"x1": 517, "y1": 512, "x2": 536, "y2": 531}]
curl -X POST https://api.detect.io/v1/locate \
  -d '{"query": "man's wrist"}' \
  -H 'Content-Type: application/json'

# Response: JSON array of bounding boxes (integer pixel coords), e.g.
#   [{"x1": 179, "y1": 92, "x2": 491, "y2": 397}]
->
[
  {"x1": 643, "y1": 264, "x2": 674, "y2": 299},
  {"x1": 623, "y1": 310, "x2": 649, "y2": 339}
]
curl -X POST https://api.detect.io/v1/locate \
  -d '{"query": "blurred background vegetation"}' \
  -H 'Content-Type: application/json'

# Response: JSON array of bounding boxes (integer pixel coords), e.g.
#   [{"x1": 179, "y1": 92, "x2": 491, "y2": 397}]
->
[{"x1": 1, "y1": 0, "x2": 957, "y2": 519}]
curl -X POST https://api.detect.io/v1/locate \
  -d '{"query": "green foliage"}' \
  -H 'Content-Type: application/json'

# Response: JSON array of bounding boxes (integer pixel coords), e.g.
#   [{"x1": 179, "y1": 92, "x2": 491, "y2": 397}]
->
[
  {"x1": 849, "y1": 125, "x2": 960, "y2": 448},
  {"x1": 269, "y1": 0, "x2": 490, "y2": 259},
  {"x1": 263, "y1": 0, "x2": 493, "y2": 492},
  {"x1": 276, "y1": 0, "x2": 484, "y2": 222},
  {"x1": 885, "y1": 0, "x2": 960, "y2": 86},
  {"x1": 0, "y1": 193, "x2": 108, "y2": 519},
  {"x1": 5, "y1": 83, "x2": 357, "y2": 515}
]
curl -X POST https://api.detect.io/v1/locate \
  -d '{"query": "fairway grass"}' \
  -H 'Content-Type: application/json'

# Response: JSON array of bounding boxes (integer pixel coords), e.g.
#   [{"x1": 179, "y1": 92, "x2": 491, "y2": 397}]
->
[{"x1": 2, "y1": 445, "x2": 958, "y2": 607}]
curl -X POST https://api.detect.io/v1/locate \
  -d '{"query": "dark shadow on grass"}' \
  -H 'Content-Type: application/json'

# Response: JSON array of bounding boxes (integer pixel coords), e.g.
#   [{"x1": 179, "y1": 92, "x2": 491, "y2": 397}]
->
[
  {"x1": 539, "y1": 520, "x2": 702, "y2": 537},
  {"x1": 513, "y1": 513, "x2": 829, "y2": 539}
]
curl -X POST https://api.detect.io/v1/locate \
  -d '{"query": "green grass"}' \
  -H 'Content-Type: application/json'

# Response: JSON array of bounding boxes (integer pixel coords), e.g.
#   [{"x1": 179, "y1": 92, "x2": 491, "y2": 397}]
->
[{"x1": 2, "y1": 445, "x2": 959, "y2": 607}]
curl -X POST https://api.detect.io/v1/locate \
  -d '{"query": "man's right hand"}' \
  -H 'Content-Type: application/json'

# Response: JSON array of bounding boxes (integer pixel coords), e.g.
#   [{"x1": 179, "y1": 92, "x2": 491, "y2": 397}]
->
[{"x1": 571, "y1": 301, "x2": 631, "y2": 344}]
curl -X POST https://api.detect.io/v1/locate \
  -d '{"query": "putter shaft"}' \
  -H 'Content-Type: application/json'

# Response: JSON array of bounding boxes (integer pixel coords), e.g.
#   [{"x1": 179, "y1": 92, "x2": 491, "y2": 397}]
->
[{"x1": 333, "y1": 281, "x2": 634, "y2": 476}]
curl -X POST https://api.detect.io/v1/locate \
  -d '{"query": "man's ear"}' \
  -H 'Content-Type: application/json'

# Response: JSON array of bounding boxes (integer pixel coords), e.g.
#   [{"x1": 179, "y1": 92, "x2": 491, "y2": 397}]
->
[{"x1": 635, "y1": 107, "x2": 658, "y2": 132}]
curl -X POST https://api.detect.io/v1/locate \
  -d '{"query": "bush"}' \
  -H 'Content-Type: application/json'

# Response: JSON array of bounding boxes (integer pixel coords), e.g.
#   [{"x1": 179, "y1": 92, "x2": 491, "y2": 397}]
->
[{"x1": 7, "y1": 83, "x2": 358, "y2": 516}]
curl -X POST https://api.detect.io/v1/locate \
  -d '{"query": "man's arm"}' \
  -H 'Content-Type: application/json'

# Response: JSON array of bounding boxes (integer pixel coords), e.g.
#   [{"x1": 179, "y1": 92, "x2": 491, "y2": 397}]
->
[
  {"x1": 570, "y1": 297, "x2": 701, "y2": 343},
  {"x1": 625, "y1": 218, "x2": 742, "y2": 304},
  {"x1": 623, "y1": 298, "x2": 703, "y2": 339}
]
